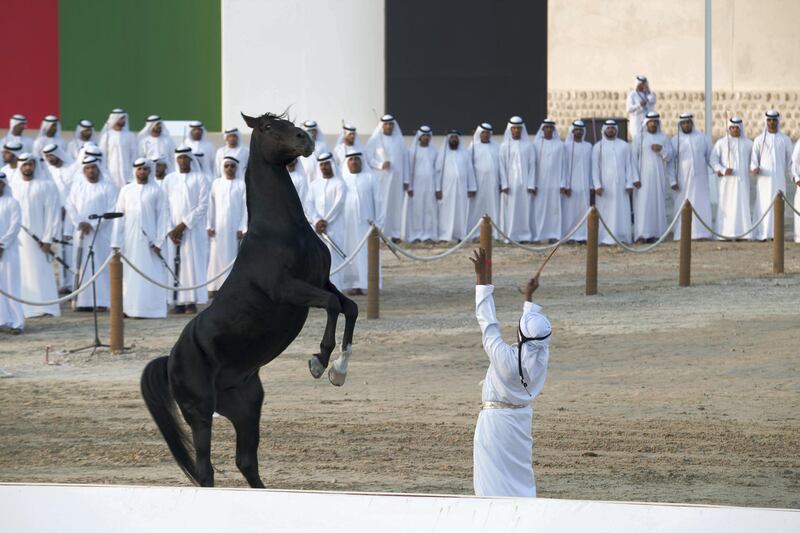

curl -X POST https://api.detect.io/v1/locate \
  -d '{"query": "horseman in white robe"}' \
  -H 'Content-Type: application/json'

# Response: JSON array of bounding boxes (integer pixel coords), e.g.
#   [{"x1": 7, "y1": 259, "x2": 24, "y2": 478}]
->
[
  {"x1": 0, "y1": 172, "x2": 24, "y2": 332},
  {"x1": 467, "y1": 123, "x2": 501, "y2": 232},
  {"x1": 111, "y1": 158, "x2": 169, "y2": 318},
  {"x1": 592, "y1": 120, "x2": 638, "y2": 245},
  {"x1": 66, "y1": 156, "x2": 118, "y2": 311},
  {"x1": 43, "y1": 143, "x2": 77, "y2": 292},
  {"x1": 711, "y1": 117, "x2": 753, "y2": 239},
  {"x1": 791, "y1": 139, "x2": 800, "y2": 243},
  {"x1": 671, "y1": 113, "x2": 712, "y2": 240},
  {"x1": 333, "y1": 123, "x2": 365, "y2": 171},
  {"x1": 403, "y1": 125, "x2": 438, "y2": 242},
  {"x1": 626, "y1": 75, "x2": 656, "y2": 139},
  {"x1": 561, "y1": 120, "x2": 593, "y2": 242},
  {"x1": 299, "y1": 120, "x2": 329, "y2": 179},
  {"x1": 436, "y1": 130, "x2": 477, "y2": 242},
  {"x1": 33, "y1": 115, "x2": 66, "y2": 156},
  {"x1": 532, "y1": 119, "x2": 564, "y2": 242},
  {"x1": 632, "y1": 112, "x2": 673, "y2": 241},
  {"x1": 214, "y1": 128, "x2": 249, "y2": 179},
  {"x1": 366, "y1": 114, "x2": 408, "y2": 241},
  {"x1": 67, "y1": 119, "x2": 96, "y2": 161},
  {"x1": 750, "y1": 110, "x2": 793, "y2": 241},
  {"x1": 138, "y1": 115, "x2": 176, "y2": 173},
  {"x1": 183, "y1": 121, "x2": 216, "y2": 178},
  {"x1": 207, "y1": 156, "x2": 247, "y2": 296},
  {"x1": 470, "y1": 248, "x2": 551, "y2": 497},
  {"x1": 163, "y1": 146, "x2": 210, "y2": 313},
  {"x1": 3, "y1": 114, "x2": 33, "y2": 154},
  {"x1": 286, "y1": 158, "x2": 309, "y2": 215},
  {"x1": 99, "y1": 108, "x2": 138, "y2": 189},
  {"x1": 10, "y1": 153, "x2": 61, "y2": 317},
  {"x1": 499, "y1": 116, "x2": 537, "y2": 242},
  {"x1": 307, "y1": 152, "x2": 346, "y2": 288},
  {"x1": 2, "y1": 140, "x2": 23, "y2": 181},
  {"x1": 341, "y1": 151, "x2": 382, "y2": 294}
]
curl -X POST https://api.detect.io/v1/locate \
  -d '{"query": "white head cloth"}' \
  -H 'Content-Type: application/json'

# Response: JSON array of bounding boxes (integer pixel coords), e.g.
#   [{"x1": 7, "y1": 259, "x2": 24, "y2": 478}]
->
[
  {"x1": 642, "y1": 111, "x2": 662, "y2": 134},
  {"x1": 183, "y1": 120, "x2": 207, "y2": 145},
  {"x1": 368, "y1": 114, "x2": 404, "y2": 149},
  {"x1": 727, "y1": 116, "x2": 748, "y2": 140},
  {"x1": 534, "y1": 118, "x2": 560, "y2": 142},
  {"x1": 74, "y1": 119, "x2": 97, "y2": 144},
  {"x1": 138, "y1": 114, "x2": 171, "y2": 141},
  {"x1": 760, "y1": 109, "x2": 781, "y2": 135},
  {"x1": 174, "y1": 145, "x2": 196, "y2": 170},
  {"x1": 315, "y1": 151, "x2": 338, "y2": 177},
  {"x1": 13, "y1": 152, "x2": 53, "y2": 182},
  {"x1": 470, "y1": 122, "x2": 495, "y2": 149},
  {"x1": 503, "y1": 116, "x2": 531, "y2": 145},
  {"x1": 335, "y1": 123, "x2": 364, "y2": 157},
  {"x1": 601, "y1": 119, "x2": 620, "y2": 139},
  {"x1": 100, "y1": 108, "x2": 130, "y2": 136},
  {"x1": 36, "y1": 115, "x2": 62, "y2": 142},
  {"x1": 42, "y1": 143, "x2": 74, "y2": 166},
  {"x1": 221, "y1": 155, "x2": 245, "y2": 179},
  {"x1": 8, "y1": 114, "x2": 27, "y2": 131},
  {"x1": 565, "y1": 119, "x2": 587, "y2": 148}
]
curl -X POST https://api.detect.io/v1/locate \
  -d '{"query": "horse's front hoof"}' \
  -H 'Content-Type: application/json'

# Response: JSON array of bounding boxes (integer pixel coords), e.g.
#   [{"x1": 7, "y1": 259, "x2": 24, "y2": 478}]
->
[
  {"x1": 328, "y1": 365, "x2": 347, "y2": 386},
  {"x1": 308, "y1": 355, "x2": 325, "y2": 379},
  {"x1": 327, "y1": 345, "x2": 351, "y2": 387}
]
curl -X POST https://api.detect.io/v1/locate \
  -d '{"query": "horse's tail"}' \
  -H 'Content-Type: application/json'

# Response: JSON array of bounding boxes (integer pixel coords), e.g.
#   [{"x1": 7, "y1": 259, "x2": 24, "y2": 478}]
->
[{"x1": 140, "y1": 356, "x2": 199, "y2": 485}]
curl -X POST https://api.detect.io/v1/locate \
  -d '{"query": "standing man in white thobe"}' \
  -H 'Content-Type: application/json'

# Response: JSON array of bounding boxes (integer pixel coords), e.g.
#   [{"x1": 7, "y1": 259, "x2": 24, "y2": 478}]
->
[
  {"x1": 436, "y1": 130, "x2": 477, "y2": 242},
  {"x1": 111, "y1": 158, "x2": 169, "y2": 318},
  {"x1": 470, "y1": 247, "x2": 551, "y2": 497},
  {"x1": 467, "y1": 123, "x2": 501, "y2": 232},
  {"x1": 43, "y1": 143, "x2": 77, "y2": 293},
  {"x1": 499, "y1": 116, "x2": 537, "y2": 243},
  {"x1": 66, "y1": 156, "x2": 118, "y2": 311},
  {"x1": 561, "y1": 120, "x2": 593, "y2": 242},
  {"x1": 207, "y1": 156, "x2": 247, "y2": 298},
  {"x1": 366, "y1": 114, "x2": 408, "y2": 242},
  {"x1": 138, "y1": 115, "x2": 176, "y2": 173},
  {"x1": 341, "y1": 151, "x2": 382, "y2": 295},
  {"x1": 163, "y1": 146, "x2": 210, "y2": 314},
  {"x1": 214, "y1": 128, "x2": 249, "y2": 179},
  {"x1": 67, "y1": 119, "x2": 96, "y2": 160},
  {"x1": 333, "y1": 123, "x2": 365, "y2": 170},
  {"x1": 307, "y1": 152, "x2": 346, "y2": 288},
  {"x1": 33, "y1": 115, "x2": 66, "y2": 156},
  {"x1": 627, "y1": 75, "x2": 656, "y2": 139},
  {"x1": 1, "y1": 141, "x2": 23, "y2": 180},
  {"x1": 671, "y1": 113, "x2": 712, "y2": 240},
  {"x1": 592, "y1": 120, "x2": 638, "y2": 245},
  {"x1": 632, "y1": 112, "x2": 673, "y2": 242},
  {"x1": 99, "y1": 108, "x2": 138, "y2": 189},
  {"x1": 0, "y1": 172, "x2": 24, "y2": 333},
  {"x1": 711, "y1": 117, "x2": 753, "y2": 239},
  {"x1": 183, "y1": 121, "x2": 216, "y2": 178},
  {"x1": 287, "y1": 158, "x2": 309, "y2": 214},
  {"x1": 10, "y1": 153, "x2": 61, "y2": 317},
  {"x1": 404, "y1": 125, "x2": 438, "y2": 243},
  {"x1": 3, "y1": 114, "x2": 33, "y2": 153},
  {"x1": 299, "y1": 120, "x2": 328, "y2": 179},
  {"x1": 750, "y1": 110, "x2": 793, "y2": 241},
  {"x1": 532, "y1": 118, "x2": 564, "y2": 242},
  {"x1": 791, "y1": 137, "x2": 800, "y2": 243}
]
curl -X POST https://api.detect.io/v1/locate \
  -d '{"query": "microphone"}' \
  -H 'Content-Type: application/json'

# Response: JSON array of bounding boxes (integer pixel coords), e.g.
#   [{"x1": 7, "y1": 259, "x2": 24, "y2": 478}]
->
[{"x1": 89, "y1": 212, "x2": 124, "y2": 220}]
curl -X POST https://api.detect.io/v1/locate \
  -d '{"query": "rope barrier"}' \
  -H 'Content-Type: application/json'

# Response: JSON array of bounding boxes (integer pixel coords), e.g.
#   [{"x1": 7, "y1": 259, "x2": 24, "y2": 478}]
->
[
  {"x1": 377, "y1": 220, "x2": 482, "y2": 261},
  {"x1": 118, "y1": 253, "x2": 235, "y2": 291},
  {"x1": 0, "y1": 253, "x2": 114, "y2": 306},
  {"x1": 596, "y1": 204, "x2": 683, "y2": 253},
  {"x1": 330, "y1": 226, "x2": 373, "y2": 275},
  {"x1": 690, "y1": 196, "x2": 776, "y2": 241},
  {"x1": 784, "y1": 194, "x2": 800, "y2": 217},
  {"x1": 490, "y1": 208, "x2": 592, "y2": 253}
]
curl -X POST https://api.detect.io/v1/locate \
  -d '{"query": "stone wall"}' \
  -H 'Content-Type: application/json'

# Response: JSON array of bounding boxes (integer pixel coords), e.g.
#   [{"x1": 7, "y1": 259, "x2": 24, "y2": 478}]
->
[{"x1": 548, "y1": 90, "x2": 800, "y2": 141}]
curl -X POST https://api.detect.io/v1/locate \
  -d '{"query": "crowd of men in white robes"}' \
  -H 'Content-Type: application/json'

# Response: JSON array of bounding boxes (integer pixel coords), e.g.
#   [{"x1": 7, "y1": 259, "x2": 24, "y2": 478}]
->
[{"x1": 2, "y1": 96, "x2": 800, "y2": 334}]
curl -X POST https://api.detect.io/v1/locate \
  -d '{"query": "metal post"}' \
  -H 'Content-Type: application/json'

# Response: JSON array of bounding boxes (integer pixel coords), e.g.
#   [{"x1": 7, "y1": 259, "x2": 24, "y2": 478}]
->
[
  {"x1": 479, "y1": 215, "x2": 493, "y2": 284},
  {"x1": 109, "y1": 252, "x2": 124, "y2": 353},
  {"x1": 773, "y1": 193, "x2": 785, "y2": 274},
  {"x1": 367, "y1": 227, "x2": 380, "y2": 319},
  {"x1": 585, "y1": 207, "x2": 599, "y2": 295},
  {"x1": 679, "y1": 201, "x2": 693, "y2": 287}
]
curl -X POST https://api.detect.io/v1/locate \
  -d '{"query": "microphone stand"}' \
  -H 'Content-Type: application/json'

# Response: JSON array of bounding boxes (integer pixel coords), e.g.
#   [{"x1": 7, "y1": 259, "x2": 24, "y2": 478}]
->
[{"x1": 71, "y1": 216, "x2": 109, "y2": 354}]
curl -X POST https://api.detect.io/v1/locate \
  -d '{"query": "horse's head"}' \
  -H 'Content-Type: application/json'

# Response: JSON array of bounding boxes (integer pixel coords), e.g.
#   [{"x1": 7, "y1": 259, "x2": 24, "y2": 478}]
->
[{"x1": 242, "y1": 112, "x2": 314, "y2": 165}]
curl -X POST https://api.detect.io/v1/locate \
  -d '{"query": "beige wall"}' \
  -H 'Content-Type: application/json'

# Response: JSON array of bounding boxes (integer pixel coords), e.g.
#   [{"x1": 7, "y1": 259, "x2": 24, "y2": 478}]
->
[{"x1": 547, "y1": 0, "x2": 800, "y2": 138}]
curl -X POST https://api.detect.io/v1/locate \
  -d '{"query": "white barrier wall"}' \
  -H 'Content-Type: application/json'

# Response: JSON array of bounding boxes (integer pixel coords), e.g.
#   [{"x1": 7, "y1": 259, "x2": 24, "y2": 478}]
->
[
  {"x1": 221, "y1": 0, "x2": 385, "y2": 133},
  {"x1": 1, "y1": 483, "x2": 798, "y2": 533}
]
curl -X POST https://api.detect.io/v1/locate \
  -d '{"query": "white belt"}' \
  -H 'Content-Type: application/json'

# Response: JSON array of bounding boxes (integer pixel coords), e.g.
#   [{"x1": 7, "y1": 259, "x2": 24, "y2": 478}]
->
[{"x1": 481, "y1": 401, "x2": 529, "y2": 410}]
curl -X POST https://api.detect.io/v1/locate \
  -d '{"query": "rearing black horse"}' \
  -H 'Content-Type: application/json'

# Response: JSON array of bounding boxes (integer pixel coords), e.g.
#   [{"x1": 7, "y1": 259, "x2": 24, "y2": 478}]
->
[{"x1": 141, "y1": 112, "x2": 358, "y2": 488}]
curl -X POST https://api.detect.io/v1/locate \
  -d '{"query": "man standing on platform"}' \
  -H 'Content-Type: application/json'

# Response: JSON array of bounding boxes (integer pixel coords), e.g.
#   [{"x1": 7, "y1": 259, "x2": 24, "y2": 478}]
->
[
  {"x1": 214, "y1": 128, "x2": 249, "y2": 179},
  {"x1": 163, "y1": 147, "x2": 210, "y2": 314},
  {"x1": 367, "y1": 114, "x2": 407, "y2": 242},
  {"x1": 299, "y1": 120, "x2": 328, "y2": 179},
  {"x1": 711, "y1": 117, "x2": 753, "y2": 239},
  {"x1": 750, "y1": 110, "x2": 793, "y2": 241},
  {"x1": 627, "y1": 75, "x2": 656, "y2": 139},
  {"x1": 33, "y1": 115, "x2": 66, "y2": 156},
  {"x1": 470, "y1": 247, "x2": 551, "y2": 497},
  {"x1": 68, "y1": 119, "x2": 96, "y2": 160},
  {"x1": 99, "y1": 108, "x2": 138, "y2": 189},
  {"x1": 3, "y1": 115, "x2": 33, "y2": 154},
  {"x1": 138, "y1": 115, "x2": 176, "y2": 173},
  {"x1": 111, "y1": 158, "x2": 169, "y2": 318}
]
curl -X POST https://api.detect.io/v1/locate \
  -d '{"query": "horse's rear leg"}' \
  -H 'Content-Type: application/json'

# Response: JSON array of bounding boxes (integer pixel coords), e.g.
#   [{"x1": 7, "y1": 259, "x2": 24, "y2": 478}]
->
[
  {"x1": 325, "y1": 281, "x2": 358, "y2": 386},
  {"x1": 217, "y1": 375, "x2": 266, "y2": 489}
]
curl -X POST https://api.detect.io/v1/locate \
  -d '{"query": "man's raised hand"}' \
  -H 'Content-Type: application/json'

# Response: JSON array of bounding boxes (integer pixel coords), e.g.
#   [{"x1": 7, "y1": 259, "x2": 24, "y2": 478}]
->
[
  {"x1": 523, "y1": 275, "x2": 539, "y2": 302},
  {"x1": 469, "y1": 248, "x2": 489, "y2": 286}
]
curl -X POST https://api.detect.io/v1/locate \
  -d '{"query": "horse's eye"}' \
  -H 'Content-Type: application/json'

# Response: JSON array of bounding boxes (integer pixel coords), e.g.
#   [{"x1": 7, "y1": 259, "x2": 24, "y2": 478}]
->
[{"x1": 264, "y1": 124, "x2": 271, "y2": 130}]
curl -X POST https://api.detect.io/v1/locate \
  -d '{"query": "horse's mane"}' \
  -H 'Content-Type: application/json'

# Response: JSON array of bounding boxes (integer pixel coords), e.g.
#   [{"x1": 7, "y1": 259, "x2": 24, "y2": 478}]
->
[{"x1": 259, "y1": 107, "x2": 295, "y2": 124}]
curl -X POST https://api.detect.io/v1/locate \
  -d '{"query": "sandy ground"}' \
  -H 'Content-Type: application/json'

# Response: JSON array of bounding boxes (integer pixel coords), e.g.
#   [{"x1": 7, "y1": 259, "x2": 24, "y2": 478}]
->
[{"x1": 1, "y1": 240, "x2": 799, "y2": 509}]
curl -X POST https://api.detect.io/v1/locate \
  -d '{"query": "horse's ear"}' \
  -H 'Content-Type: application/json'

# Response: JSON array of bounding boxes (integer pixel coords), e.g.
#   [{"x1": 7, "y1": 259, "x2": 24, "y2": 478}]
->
[{"x1": 241, "y1": 113, "x2": 259, "y2": 129}]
